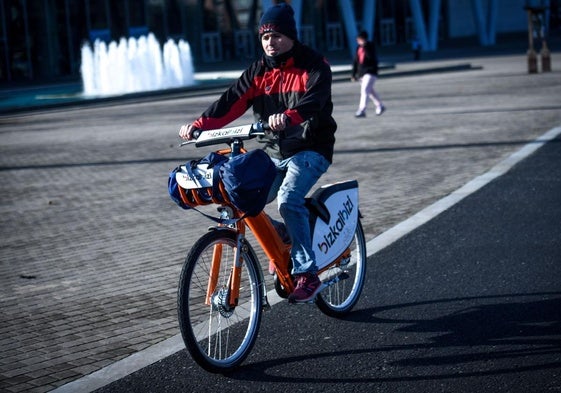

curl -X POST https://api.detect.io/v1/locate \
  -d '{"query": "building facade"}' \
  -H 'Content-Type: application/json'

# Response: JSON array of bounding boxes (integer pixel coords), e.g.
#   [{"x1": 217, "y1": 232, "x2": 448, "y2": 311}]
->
[{"x1": 0, "y1": 0, "x2": 558, "y2": 84}]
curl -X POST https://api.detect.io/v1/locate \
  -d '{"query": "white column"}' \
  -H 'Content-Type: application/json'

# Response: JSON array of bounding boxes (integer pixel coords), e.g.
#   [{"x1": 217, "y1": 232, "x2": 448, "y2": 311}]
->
[
  {"x1": 409, "y1": 0, "x2": 429, "y2": 51},
  {"x1": 428, "y1": 0, "x2": 441, "y2": 50},
  {"x1": 338, "y1": 0, "x2": 359, "y2": 58},
  {"x1": 409, "y1": 0, "x2": 442, "y2": 51},
  {"x1": 471, "y1": 0, "x2": 498, "y2": 46},
  {"x1": 361, "y1": 0, "x2": 376, "y2": 41},
  {"x1": 486, "y1": 0, "x2": 498, "y2": 45}
]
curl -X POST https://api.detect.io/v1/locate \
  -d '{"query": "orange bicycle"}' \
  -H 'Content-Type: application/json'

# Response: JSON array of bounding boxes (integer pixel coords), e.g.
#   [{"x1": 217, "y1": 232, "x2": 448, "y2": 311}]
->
[{"x1": 174, "y1": 123, "x2": 367, "y2": 372}]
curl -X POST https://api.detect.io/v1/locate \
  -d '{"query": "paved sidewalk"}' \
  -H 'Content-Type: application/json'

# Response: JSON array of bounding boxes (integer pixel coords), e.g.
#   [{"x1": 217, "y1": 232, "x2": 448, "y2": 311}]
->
[{"x1": 1, "y1": 40, "x2": 560, "y2": 392}]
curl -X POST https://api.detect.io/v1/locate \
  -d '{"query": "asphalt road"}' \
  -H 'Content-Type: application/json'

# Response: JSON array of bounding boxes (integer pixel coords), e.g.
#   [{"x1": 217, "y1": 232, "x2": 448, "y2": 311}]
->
[{"x1": 93, "y1": 134, "x2": 561, "y2": 393}]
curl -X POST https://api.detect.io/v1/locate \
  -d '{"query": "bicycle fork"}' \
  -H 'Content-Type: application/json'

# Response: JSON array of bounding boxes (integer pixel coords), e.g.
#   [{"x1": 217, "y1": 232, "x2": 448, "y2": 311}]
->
[
  {"x1": 205, "y1": 231, "x2": 270, "y2": 312},
  {"x1": 204, "y1": 236, "x2": 242, "y2": 309}
]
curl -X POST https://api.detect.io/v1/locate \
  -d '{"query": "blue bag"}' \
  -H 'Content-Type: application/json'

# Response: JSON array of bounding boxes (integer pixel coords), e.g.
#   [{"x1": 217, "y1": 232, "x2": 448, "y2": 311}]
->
[
  {"x1": 219, "y1": 149, "x2": 276, "y2": 217},
  {"x1": 168, "y1": 152, "x2": 228, "y2": 209}
]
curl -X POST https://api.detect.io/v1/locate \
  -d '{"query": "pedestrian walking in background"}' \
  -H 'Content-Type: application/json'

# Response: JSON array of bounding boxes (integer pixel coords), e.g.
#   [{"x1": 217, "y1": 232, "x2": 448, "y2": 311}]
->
[{"x1": 351, "y1": 30, "x2": 385, "y2": 117}]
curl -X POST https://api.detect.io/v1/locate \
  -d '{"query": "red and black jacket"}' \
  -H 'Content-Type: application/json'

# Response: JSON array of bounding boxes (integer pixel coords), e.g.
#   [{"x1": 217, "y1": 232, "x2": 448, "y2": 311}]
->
[{"x1": 192, "y1": 42, "x2": 337, "y2": 163}]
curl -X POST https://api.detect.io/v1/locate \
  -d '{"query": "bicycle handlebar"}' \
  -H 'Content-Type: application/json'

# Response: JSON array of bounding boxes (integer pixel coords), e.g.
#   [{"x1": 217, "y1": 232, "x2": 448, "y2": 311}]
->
[{"x1": 181, "y1": 122, "x2": 271, "y2": 148}]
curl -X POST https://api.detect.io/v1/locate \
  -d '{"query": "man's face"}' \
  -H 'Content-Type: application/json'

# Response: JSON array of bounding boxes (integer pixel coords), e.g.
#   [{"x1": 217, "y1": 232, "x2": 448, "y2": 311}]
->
[
  {"x1": 261, "y1": 31, "x2": 294, "y2": 57},
  {"x1": 356, "y1": 37, "x2": 366, "y2": 47}
]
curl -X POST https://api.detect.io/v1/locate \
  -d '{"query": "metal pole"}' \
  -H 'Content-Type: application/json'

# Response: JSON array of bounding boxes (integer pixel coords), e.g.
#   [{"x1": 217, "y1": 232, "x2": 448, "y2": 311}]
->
[
  {"x1": 541, "y1": 38, "x2": 551, "y2": 71},
  {"x1": 526, "y1": 9, "x2": 537, "y2": 73},
  {"x1": 538, "y1": 10, "x2": 551, "y2": 72}
]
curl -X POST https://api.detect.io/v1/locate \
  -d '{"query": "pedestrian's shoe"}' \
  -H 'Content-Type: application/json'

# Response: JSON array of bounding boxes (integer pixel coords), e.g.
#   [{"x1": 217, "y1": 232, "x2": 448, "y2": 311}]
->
[
  {"x1": 355, "y1": 111, "x2": 366, "y2": 118},
  {"x1": 375, "y1": 105, "x2": 386, "y2": 116},
  {"x1": 288, "y1": 272, "x2": 322, "y2": 303}
]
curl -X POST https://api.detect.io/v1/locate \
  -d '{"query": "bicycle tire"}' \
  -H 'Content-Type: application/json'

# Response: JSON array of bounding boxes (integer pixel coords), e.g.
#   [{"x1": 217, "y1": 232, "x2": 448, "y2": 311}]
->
[
  {"x1": 316, "y1": 219, "x2": 367, "y2": 317},
  {"x1": 177, "y1": 229, "x2": 263, "y2": 372}
]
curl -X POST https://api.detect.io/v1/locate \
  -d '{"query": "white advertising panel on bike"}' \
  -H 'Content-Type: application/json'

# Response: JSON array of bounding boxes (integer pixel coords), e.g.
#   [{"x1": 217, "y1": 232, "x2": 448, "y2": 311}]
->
[
  {"x1": 176, "y1": 164, "x2": 214, "y2": 189},
  {"x1": 311, "y1": 182, "x2": 359, "y2": 270}
]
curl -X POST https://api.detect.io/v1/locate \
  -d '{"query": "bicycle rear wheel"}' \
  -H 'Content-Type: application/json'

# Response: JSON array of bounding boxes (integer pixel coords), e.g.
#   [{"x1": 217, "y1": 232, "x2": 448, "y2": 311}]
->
[
  {"x1": 177, "y1": 229, "x2": 263, "y2": 372},
  {"x1": 316, "y1": 219, "x2": 367, "y2": 317}
]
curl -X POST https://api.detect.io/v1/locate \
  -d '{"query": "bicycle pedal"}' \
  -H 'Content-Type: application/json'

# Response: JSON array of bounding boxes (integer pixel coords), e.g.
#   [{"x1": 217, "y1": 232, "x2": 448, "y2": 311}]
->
[{"x1": 338, "y1": 272, "x2": 350, "y2": 280}]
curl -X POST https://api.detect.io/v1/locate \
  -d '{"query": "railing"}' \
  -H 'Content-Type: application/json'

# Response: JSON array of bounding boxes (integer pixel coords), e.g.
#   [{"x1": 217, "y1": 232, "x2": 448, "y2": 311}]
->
[
  {"x1": 299, "y1": 25, "x2": 316, "y2": 48},
  {"x1": 234, "y1": 29, "x2": 255, "y2": 60},
  {"x1": 201, "y1": 32, "x2": 223, "y2": 63},
  {"x1": 326, "y1": 22, "x2": 344, "y2": 51},
  {"x1": 380, "y1": 18, "x2": 396, "y2": 46}
]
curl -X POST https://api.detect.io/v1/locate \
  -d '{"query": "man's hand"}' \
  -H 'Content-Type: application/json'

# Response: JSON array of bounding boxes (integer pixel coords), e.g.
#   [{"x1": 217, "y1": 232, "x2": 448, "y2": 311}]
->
[
  {"x1": 179, "y1": 124, "x2": 198, "y2": 140},
  {"x1": 268, "y1": 113, "x2": 288, "y2": 131}
]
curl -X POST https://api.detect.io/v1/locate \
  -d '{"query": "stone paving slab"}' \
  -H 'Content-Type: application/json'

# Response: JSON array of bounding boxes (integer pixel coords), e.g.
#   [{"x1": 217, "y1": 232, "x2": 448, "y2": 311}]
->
[{"x1": 1, "y1": 47, "x2": 560, "y2": 392}]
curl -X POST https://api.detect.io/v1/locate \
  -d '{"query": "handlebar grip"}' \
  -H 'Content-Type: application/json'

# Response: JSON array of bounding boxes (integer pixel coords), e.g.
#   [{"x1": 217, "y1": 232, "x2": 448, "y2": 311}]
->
[{"x1": 253, "y1": 122, "x2": 271, "y2": 132}]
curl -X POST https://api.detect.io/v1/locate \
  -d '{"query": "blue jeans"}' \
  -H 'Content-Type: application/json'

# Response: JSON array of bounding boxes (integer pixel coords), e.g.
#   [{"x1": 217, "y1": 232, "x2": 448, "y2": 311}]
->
[{"x1": 267, "y1": 151, "x2": 330, "y2": 275}]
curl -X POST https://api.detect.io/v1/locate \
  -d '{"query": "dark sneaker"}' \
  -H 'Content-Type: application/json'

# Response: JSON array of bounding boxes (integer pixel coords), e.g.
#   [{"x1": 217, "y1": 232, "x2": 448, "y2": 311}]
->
[
  {"x1": 375, "y1": 105, "x2": 386, "y2": 116},
  {"x1": 355, "y1": 111, "x2": 366, "y2": 118},
  {"x1": 288, "y1": 273, "x2": 322, "y2": 303}
]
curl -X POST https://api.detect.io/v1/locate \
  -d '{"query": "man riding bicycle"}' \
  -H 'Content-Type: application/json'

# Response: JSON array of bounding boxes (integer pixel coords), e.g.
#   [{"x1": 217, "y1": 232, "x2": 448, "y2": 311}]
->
[{"x1": 179, "y1": 2, "x2": 337, "y2": 303}]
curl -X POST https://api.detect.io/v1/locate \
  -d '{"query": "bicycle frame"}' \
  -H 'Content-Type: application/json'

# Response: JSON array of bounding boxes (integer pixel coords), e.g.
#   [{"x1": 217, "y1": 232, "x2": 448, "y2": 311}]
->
[
  {"x1": 204, "y1": 210, "x2": 293, "y2": 308},
  {"x1": 243, "y1": 212, "x2": 294, "y2": 292}
]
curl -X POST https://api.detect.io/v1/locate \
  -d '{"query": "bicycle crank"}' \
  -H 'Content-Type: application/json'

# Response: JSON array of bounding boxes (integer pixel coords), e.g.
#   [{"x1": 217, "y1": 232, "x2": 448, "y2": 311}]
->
[{"x1": 320, "y1": 270, "x2": 350, "y2": 291}]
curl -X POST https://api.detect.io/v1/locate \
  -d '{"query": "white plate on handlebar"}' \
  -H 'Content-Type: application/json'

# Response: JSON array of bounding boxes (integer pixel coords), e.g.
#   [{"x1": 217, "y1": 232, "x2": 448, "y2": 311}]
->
[{"x1": 195, "y1": 124, "x2": 253, "y2": 147}]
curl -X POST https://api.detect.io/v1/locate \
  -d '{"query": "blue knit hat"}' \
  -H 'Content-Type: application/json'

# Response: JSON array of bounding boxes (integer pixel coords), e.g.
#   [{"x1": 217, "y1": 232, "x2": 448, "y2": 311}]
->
[{"x1": 259, "y1": 3, "x2": 298, "y2": 41}]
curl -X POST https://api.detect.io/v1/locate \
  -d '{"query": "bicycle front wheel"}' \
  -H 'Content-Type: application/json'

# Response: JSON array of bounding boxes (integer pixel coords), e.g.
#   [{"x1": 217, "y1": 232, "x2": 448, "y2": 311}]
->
[
  {"x1": 177, "y1": 229, "x2": 263, "y2": 372},
  {"x1": 316, "y1": 219, "x2": 367, "y2": 317}
]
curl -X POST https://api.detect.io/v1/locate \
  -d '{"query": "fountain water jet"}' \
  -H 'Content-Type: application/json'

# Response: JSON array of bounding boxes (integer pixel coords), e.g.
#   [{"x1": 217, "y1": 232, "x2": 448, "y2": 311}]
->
[{"x1": 80, "y1": 33, "x2": 195, "y2": 97}]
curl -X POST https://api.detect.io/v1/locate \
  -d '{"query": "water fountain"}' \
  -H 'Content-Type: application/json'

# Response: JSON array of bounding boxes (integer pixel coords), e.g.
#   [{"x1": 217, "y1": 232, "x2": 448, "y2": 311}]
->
[{"x1": 80, "y1": 33, "x2": 195, "y2": 97}]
